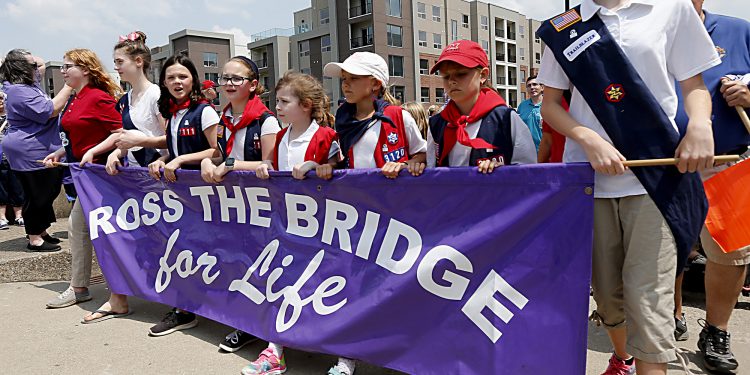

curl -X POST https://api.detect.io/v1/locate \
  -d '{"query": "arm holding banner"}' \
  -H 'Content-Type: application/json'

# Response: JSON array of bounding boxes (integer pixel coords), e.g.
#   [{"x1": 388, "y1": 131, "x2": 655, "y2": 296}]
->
[
  {"x1": 162, "y1": 125, "x2": 220, "y2": 183},
  {"x1": 80, "y1": 132, "x2": 119, "y2": 167},
  {"x1": 541, "y1": 87, "x2": 627, "y2": 176},
  {"x1": 677, "y1": 74, "x2": 715, "y2": 173}
]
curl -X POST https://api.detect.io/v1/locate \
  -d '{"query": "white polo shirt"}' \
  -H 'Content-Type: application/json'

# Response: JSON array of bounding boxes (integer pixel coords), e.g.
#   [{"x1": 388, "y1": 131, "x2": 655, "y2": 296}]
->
[
  {"x1": 351, "y1": 110, "x2": 427, "y2": 168},
  {"x1": 537, "y1": 0, "x2": 720, "y2": 198},
  {"x1": 276, "y1": 120, "x2": 341, "y2": 171},
  {"x1": 222, "y1": 107, "x2": 281, "y2": 161},
  {"x1": 169, "y1": 106, "x2": 220, "y2": 157},
  {"x1": 124, "y1": 84, "x2": 167, "y2": 165},
  {"x1": 425, "y1": 111, "x2": 538, "y2": 167}
]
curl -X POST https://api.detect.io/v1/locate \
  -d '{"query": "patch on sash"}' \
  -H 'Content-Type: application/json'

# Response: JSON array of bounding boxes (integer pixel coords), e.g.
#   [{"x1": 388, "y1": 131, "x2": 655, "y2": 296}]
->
[
  {"x1": 387, "y1": 132, "x2": 399, "y2": 145},
  {"x1": 564, "y1": 30, "x2": 600, "y2": 61},
  {"x1": 604, "y1": 84, "x2": 625, "y2": 103},
  {"x1": 217, "y1": 125, "x2": 225, "y2": 138},
  {"x1": 715, "y1": 46, "x2": 726, "y2": 59},
  {"x1": 550, "y1": 9, "x2": 581, "y2": 32},
  {"x1": 383, "y1": 147, "x2": 406, "y2": 163}
]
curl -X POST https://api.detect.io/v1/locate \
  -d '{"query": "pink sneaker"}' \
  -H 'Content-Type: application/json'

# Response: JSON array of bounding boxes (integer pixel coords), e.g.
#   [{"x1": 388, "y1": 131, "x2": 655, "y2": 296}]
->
[
  {"x1": 241, "y1": 348, "x2": 287, "y2": 375},
  {"x1": 600, "y1": 353, "x2": 635, "y2": 375}
]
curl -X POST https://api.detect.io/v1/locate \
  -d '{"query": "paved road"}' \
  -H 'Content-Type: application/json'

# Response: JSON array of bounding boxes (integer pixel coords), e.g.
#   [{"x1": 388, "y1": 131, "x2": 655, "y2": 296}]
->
[{"x1": 1, "y1": 279, "x2": 749, "y2": 374}]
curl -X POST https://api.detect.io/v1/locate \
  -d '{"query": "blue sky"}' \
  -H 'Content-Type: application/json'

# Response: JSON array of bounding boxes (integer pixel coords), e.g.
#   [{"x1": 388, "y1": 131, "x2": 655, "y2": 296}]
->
[{"x1": 1, "y1": 0, "x2": 748, "y2": 70}]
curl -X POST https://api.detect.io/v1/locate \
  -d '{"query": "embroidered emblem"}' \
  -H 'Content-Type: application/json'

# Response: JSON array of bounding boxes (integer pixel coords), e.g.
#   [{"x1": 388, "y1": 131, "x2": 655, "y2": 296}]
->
[
  {"x1": 605, "y1": 84, "x2": 625, "y2": 103},
  {"x1": 382, "y1": 144, "x2": 389, "y2": 152},
  {"x1": 550, "y1": 9, "x2": 581, "y2": 32},
  {"x1": 569, "y1": 29, "x2": 578, "y2": 39},
  {"x1": 387, "y1": 132, "x2": 399, "y2": 145},
  {"x1": 715, "y1": 46, "x2": 726, "y2": 59}
]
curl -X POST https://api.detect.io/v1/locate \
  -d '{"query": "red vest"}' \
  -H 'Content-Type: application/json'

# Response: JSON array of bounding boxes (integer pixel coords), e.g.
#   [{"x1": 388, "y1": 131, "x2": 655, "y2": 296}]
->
[
  {"x1": 348, "y1": 106, "x2": 410, "y2": 168},
  {"x1": 272, "y1": 125, "x2": 338, "y2": 170}
]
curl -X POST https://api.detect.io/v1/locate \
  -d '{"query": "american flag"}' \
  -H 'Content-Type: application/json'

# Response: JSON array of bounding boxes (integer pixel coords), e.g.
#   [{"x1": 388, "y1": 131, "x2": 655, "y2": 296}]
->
[{"x1": 551, "y1": 9, "x2": 581, "y2": 31}]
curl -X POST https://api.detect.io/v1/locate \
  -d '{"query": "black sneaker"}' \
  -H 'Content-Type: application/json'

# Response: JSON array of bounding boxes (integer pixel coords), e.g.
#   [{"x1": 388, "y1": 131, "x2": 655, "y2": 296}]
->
[
  {"x1": 218, "y1": 329, "x2": 258, "y2": 352},
  {"x1": 674, "y1": 314, "x2": 689, "y2": 341},
  {"x1": 698, "y1": 320, "x2": 739, "y2": 374},
  {"x1": 27, "y1": 241, "x2": 61, "y2": 252},
  {"x1": 148, "y1": 309, "x2": 198, "y2": 336}
]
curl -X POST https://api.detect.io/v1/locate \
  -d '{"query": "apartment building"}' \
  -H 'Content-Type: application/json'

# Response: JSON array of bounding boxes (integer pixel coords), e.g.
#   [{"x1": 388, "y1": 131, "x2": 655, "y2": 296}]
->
[{"x1": 248, "y1": 28, "x2": 293, "y2": 109}]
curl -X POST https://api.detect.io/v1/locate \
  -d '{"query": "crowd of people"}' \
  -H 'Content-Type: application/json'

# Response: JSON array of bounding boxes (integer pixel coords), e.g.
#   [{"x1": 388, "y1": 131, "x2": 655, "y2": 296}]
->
[{"x1": 0, "y1": 0, "x2": 748, "y2": 374}]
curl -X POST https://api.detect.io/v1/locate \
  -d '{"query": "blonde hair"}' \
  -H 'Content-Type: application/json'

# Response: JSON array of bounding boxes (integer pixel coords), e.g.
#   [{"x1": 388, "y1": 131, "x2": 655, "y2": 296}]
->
[
  {"x1": 64, "y1": 49, "x2": 122, "y2": 98},
  {"x1": 276, "y1": 71, "x2": 335, "y2": 127},
  {"x1": 401, "y1": 102, "x2": 428, "y2": 139}
]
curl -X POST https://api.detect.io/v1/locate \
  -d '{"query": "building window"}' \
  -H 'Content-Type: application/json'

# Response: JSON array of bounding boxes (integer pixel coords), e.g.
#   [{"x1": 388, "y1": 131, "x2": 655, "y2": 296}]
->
[
  {"x1": 320, "y1": 8, "x2": 330, "y2": 24},
  {"x1": 203, "y1": 52, "x2": 218, "y2": 67},
  {"x1": 519, "y1": 25, "x2": 525, "y2": 38},
  {"x1": 388, "y1": 55, "x2": 404, "y2": 77},
  {"x1": 520, "y1": 47, "x2": 525, "y2": 61},
  {"x1": 417, "y1": 2, "x2": 426, "y2": 19},
  {"x1": 418, "y1": 31, "x2": 427, "y2": 47},
  {"x1": 482, "y1": 40, "x2": 489, "y2": 55},
  {"x1": 535, "y1": 52, "x2": 541, "y2": 64},
  {"x1": 481, "y1": 15, "x2": 489, "y2": 30},
  {"x1": 299, "y1": 41, "x2": 310, "y2": 57},
  {"x1": 386, "y1": 0, "x2": 401, "y2": 17},
  {"x1": 420, "y1": 87, "x2": 430, "y2": 103},
  {"x1": 419, "y1": 59, "x2": 429, "y2": 75},
  {"x1": 390, "y1": 85, "x2": 405, "y2": 102},
  {"x1": 451, "y1": 20, "x2": 458, "y2": 42},
  {"x1": 433, "y1": 33, "x2": 442, "y2": 49},
  {"x1": 462, "y1": 14, "x2": 469, "y2": 28},
  {"x1": 535, "y1": 37, "x2": 541, "y2": 44},
  {"x1": 321, "y1": 35, "x2": 331, "y2": 52},
  {"x1": 387, "y1": 24, "x2": 403, "y2": 47},
  {"x1": 432, "y1": 5, "x2": 441, "y2": 22},
  {"x1": 435, "y1": 88, "x2": 445, "y2": 103}
]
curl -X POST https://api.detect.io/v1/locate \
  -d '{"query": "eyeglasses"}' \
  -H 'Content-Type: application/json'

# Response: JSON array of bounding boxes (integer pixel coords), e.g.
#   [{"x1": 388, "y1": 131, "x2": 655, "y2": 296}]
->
[
  {"x1": 218, "y1": 76, "x2": 252, "y2": 86},
  {"x1": 60, "y1": 64, "x2": 79, "y2": 72}
]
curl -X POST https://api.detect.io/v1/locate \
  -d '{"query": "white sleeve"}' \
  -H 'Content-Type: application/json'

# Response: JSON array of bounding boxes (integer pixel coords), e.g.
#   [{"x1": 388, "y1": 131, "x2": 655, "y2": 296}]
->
[
  {"x1": 426, "y1": 126, "x2": 436, "y2": 168},
  {"x1": 148, "y1": 85, "x2": 162, "y2": 121},
  {"x1": 537, "y1": 46, "x2": 571, "y2": 90},
  {"x1": 328, "y1": 140, "x2": 341, "y2": 160},
  {"x1": 260, "y1": 116, "x2": 282, "y2": 136},
  {"x1": 667, "y1": 0, "x2": 720, "y2": 81},
  {"x1": 509, "y1": 111, "x2": 537, "y2": 165},
  {"x1": 402, "y1": 110, "x2": 427, "y2": 154},
  {"x1": 201, "y1": 106, "x2": 220, "y2": 130}
]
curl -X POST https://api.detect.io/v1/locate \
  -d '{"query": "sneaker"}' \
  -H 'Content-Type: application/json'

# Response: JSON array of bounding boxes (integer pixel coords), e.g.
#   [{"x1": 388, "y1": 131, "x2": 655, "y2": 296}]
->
[
  {"x1": 46, "y1": 286, "x2": 92, "y2": 308},
  {"x1": 675, "y1": 313, "x2": 689, "y2": 341},
  {"x1": 690, "y1": 254, "x2": 708, "y2": 266},
  {"x1": 698, "y1": 321, "x2": 739, "y2": 374},
  {"x1": 600, "y1": 353, "x2": 635, "y2": 375},
  {"x1": 328, "y1": 359, "x2": 356, "y2": 375},
  {"x1": 0, "y1": 219, "x2": 9, "y2": 230},
  {"x1": 27, "y1": 241, "x2": 61, "y2": 252},
  {"x1": 241, "y1": 348, "x2": 287, "y2": 375},
  {"x1": 148, "y1": 309, "x2": 198, "y2": 336},
  {"x1": 14, "y1": 217, "x2": 24, "y2": 226},
  {"x1": 219, "y1": 329, "x2": 258, "y2": 352}
]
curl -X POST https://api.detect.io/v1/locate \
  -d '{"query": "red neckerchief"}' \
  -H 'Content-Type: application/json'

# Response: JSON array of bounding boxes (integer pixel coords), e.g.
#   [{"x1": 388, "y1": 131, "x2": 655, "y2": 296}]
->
[
  {"x1": 439, "y1": 88, "x2": 507, "y2": 164},
  {"x1": 168, "y1": 99, "x2": 192, "y2": 117},
  {"x1": 220, "y1": 96, "x2": 273, "y2": 156}
]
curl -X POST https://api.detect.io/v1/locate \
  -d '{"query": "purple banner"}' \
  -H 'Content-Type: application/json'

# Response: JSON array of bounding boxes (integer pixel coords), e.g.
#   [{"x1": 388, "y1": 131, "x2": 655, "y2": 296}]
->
[{"x1": 71, "y1": 164, "x2": 594, "y2": 375}]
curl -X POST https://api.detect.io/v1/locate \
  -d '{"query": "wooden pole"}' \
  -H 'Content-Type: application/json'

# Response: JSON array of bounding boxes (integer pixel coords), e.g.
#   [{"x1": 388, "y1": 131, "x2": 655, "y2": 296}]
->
[{"x1": 622, "y1": 155, "x2": 740, "y2": 167}]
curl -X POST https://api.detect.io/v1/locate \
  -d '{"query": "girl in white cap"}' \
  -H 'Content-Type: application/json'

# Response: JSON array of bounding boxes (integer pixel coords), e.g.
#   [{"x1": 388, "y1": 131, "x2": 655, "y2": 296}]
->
[
  {"x1": 320, "y1": 52, "x2": 427, "y2": 375},
  {"x1": 323, "y1": 52, "x2": 427, "y2": 180}
]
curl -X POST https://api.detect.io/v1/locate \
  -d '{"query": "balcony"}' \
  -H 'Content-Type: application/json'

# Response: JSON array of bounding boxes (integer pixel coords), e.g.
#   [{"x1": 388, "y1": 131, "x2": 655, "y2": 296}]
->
[
  {"x1": 496, "y1": 54, "x2": 505, "y2": 62},
  {"x1": 351, "y1": 35, "x2": 373, "y2": 49},
  {"x1": 495, "y1": 28, "x2": 504, "y2": 38},
  {"x1": 349, "y1": 1, "x2": 373, "y2": 18},
  {"x1": 254, "y1": 59, "x2": 268, "y2": 69}
]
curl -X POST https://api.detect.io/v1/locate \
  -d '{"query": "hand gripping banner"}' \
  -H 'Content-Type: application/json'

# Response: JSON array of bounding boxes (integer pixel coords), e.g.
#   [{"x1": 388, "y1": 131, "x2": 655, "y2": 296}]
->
[{"x1": 71, "y1": 164, "x2": 594, "y2": 374}]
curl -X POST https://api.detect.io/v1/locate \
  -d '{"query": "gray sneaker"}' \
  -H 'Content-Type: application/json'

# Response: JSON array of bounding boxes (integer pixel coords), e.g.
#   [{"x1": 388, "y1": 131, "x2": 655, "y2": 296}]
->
[{"x1": 46, "y1": 286, "x2": 92, "y2": 309}]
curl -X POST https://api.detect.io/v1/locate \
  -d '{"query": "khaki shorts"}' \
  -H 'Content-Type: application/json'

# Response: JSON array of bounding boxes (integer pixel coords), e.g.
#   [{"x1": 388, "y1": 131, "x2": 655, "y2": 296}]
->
[
  {"x1": 700, "y1": 163, "x2": 750, "y2": 266},
  {"x1": 591, "y1": 195, "x2": 677, "y2": 364}
]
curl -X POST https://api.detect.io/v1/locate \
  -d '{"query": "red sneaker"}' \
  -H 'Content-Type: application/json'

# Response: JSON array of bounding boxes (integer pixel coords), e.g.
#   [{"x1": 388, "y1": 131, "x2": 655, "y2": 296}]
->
[{"x1": 600, "y1": 353, "x2": 635, "y2": 375}]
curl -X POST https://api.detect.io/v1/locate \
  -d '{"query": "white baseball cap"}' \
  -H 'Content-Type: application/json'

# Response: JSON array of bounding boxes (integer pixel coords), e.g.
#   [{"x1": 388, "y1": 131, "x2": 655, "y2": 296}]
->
[{"x1": 323, "y1": 52, "x2": 389, "y2": 88}]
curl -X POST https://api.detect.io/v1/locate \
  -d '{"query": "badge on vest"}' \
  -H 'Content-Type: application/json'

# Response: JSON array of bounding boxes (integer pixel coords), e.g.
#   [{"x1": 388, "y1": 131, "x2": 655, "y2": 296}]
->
[
  {"x1": 387, "y1": 132, "x2": 399, "y2": 145},
  {"x1": 550, "y1": 9, "x2": 581, "y2": 32},
  {"x1": 217, "y1": 125, "x2": 224, "y2": 138},
  {"x1": 564, "y1": 30, "x2": 600, "y2": 61},
  {"x1": 477, "y1": 156, "x2": 505, "y2": 166},
  {"x1": 179, "y1": 125, "x2": 196, "y2": 137},
  {"x1": 383, "y1": 148, "x2": 406, "y2": 163},
  {"x1": 253, "y1": 133, "x2": 261, "y2": 150},
  {"x1": 604, "y1": 84, "x2": 625, "y2": 103}
]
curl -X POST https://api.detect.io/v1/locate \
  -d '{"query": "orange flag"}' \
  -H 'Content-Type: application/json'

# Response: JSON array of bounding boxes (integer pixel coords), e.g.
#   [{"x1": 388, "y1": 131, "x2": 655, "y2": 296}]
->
[{"x1": 704, "y1": 159, "x2": 750, "y2": 253}]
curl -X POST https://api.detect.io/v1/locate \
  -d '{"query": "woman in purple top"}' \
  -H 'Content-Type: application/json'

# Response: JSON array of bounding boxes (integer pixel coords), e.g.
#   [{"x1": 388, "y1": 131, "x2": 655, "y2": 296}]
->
[{"x1": 0, "y1": 49, "x2": 73, "y2": 251}]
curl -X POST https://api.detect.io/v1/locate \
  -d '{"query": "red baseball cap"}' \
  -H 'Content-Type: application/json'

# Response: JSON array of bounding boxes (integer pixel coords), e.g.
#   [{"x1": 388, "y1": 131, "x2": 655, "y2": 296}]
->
[
  {"x1": 430, "y1": 39, "x2": 489, "y2": 74},
  {"x1": 201, "y1": 80, "x2": 216, "y2": 90}
]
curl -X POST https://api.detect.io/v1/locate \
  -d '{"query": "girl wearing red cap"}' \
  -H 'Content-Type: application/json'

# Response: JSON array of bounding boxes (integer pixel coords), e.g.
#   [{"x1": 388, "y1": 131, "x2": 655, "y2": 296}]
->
[{"x1": 426, "y1": 40, "x2": 536, "y2": 171}]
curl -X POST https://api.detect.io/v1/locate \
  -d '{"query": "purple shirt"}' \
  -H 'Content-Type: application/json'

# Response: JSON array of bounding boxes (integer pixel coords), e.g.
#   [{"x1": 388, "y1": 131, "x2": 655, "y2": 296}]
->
[{"x1": 1, "y1": 82, "x2": 62, "y2": 171}]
